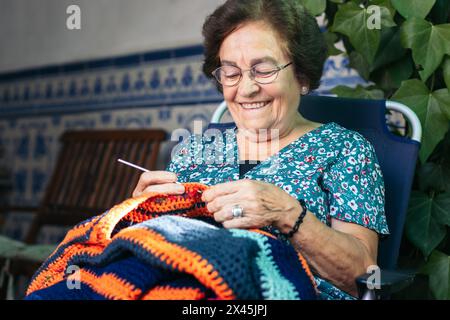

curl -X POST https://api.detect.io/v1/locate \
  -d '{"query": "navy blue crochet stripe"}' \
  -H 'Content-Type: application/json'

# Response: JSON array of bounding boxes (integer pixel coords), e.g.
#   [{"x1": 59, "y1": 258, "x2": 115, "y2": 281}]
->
[
  {"x1": 29, "y1": 213, "x2": 105, "y2": 284},
  {"x1": 138, "y1": 220, "x2": 263, "y2": 299},
  {"x1": 267, "y1": 238, "x2": 317, "y2": 299}
]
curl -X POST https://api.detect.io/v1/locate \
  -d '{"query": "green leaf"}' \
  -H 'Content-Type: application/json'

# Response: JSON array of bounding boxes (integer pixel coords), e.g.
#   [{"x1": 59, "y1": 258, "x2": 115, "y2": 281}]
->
[
  {"x1": 419, "y1": 162, "x2": 450, "y2": 193},
  {"x1": 378, "y1": 5, "x2": 397, "y2": 28},
  {"x1": 348, "y1": 51, "x2": 371, "y2": 80},
  {"x1": 420, "y1": 250, "x2": 450, "y2": 299},
  {"x1": 323, "y1": 31, "x2": 343, "y2": 56},
  {"x1": 391, "y1": 0, "x2": 436, "y2": 19},
  {"x1": 371, "y1": 56, "x2": 413, "y2": 90},
  {"x1": 427, "y1": 129, "x2": 450, "y2": 167},
  {"x1": 332, "y1": 2, "x2": 395, "y2": 64},
  {"x1": 372, "y1": 27, "x2": 407, "y2": 71},
  {"x1": 369, "y1": 27, "x2": 411, "y2": 89},
  {"x1": 333, "y1": 4, "x2": 379, "y2": 64},
  {"x1": 298, "y1": 0, "x2": 326, "y2": 16},
  {"x1": 443, "y1": 57, "x2": 450, "y2": 91},
  {"x1": 433, "y1": 89, "x2": 450, "y2": 119},
  {"x1": 400, "y1": 18, "x2": 450, "y2": 81},
  {"x1": 406, "y1": 191, "x2": 448, "y2": 258},
  {"x1": 392, "y1": 80, "x2": 450, "y2": 162},
  {"x1": 370, "y1": 0, "x2": 397, "y2": 17},
  {"x1": 428, "y1": 0, "x2": 450, "y2": 24},
  {"x1": 434, "y1": 193, "x2": 450, "y2": 226},
  {"x1": 331, "y1": 85, "x2": 384, "y2": 99}
]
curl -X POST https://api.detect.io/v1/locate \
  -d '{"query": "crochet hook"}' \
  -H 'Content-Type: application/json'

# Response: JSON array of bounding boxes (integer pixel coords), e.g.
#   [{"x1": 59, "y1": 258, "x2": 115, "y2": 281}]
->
[
  {"x1": 118, "y1": 158, "x2": 150, "y2": 172},
  {"x1": 117, "y1": 158, "x2": 200, "y2": 192}
]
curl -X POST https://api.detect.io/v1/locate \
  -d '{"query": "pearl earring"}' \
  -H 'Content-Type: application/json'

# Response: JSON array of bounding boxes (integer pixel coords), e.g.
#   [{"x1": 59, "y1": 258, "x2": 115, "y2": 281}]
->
[{"x1": 301, "y1": 87, "x2": 309, "y2": 95}]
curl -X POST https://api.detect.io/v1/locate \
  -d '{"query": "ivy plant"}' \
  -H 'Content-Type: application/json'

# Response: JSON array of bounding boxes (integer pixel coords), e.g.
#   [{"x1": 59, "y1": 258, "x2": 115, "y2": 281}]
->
[{"x1": 299, "y1": 0, "x2": 450, "y2": 299}]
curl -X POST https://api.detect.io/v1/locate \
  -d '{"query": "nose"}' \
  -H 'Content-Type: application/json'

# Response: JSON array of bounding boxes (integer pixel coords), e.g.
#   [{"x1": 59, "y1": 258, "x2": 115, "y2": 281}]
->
[{"x1": 237, "y1": 71, "x2": 260, "y2": 97}]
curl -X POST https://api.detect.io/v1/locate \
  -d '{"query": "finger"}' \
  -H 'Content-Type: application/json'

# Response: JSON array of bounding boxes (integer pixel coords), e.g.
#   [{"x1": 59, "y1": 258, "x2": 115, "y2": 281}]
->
[
  {"x1": 137, "y1": 182, "x2": 185, "y2": 197},
  {"x1": 141, "y1": 171, "x2": 178, "y2": 184},
  {"x1": 212, "y1": 207, "x2": 233, "y2": 223},
  {"x1": 202, "y1": 180, "x2": 250, "y2": 202},
  {"x1": 222, "y1": 217, "x2": 254, "y2": 229},
  {"x1": 212, "y1": 201, "x2": 252, "y2": 223},
  {"x1": 133, "y1": 171, "x2": 178, "y2": 196},
  {"x1": 206, "y1": 193, "x2": 240, "y2": 213}
]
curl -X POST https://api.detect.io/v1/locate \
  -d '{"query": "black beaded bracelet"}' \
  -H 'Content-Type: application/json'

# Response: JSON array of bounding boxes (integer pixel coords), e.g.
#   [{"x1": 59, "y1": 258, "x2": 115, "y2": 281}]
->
[{"x1": 281, "y1": 199, "x2": 307, "y2": 239}]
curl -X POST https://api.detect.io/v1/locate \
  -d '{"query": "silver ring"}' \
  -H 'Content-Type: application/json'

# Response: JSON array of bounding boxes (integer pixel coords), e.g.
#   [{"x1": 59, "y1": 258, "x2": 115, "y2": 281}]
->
[{"x1": 231, "y1": 204, "x2": 244, "y2": 219}]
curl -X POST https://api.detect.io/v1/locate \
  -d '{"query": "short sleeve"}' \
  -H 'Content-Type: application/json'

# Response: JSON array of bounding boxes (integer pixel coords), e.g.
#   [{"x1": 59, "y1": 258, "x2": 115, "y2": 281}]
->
[
  {"x1": 165, "y1": 133, "x2": 202, "y2": 183},
  {"x1": 321, "y1": 132, "x2": 389, "y2": 235}
]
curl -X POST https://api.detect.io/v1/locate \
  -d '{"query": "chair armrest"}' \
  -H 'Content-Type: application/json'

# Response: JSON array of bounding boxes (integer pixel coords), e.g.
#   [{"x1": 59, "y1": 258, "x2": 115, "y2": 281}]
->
[{"x1": 356, "y1": 269, "x2": 415, "y2": 299}]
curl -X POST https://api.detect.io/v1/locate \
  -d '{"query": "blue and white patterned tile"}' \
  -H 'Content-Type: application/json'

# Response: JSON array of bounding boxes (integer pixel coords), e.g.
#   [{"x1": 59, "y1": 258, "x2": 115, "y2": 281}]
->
[{"x1": 0, "y1": 44, "x2": 365, "y2": 206}]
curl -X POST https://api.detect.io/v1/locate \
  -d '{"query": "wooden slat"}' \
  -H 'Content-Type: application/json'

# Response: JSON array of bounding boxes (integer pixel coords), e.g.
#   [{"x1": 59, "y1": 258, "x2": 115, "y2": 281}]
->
[
  {"x1": 85, "y1": 141, "x2": 108, "y2": 208},
  {"x1": 23, "y1": 129, "x2": 167, "y2": 244},
  {"x1": 103, "y1": 140, "x2": 130, "y2": 207},
  {"x1": 41, "y1": 142, "x2": 71, "y2": 206},
  {"x1": 113, "y1": 141, "x2": 134, "y2": 202},
  {"x1": 54, "y1": 141, "x2": 82, "y2": 206},
  {"x1": 148, "y1": 140, "x2": 161, "y2": 170},
  {"x1": 65, "y1": 139, "x2": 92, "y2": 206},
  {"x1": 118, "y1": 141, "x2": 141, "y2": 199},
  {"x1": 95, "y1": 139, "x2": 123, "y2": 208},
  {"x1": 88, "y1": 140, "x2": 115, "y2": 208},
  {"x1": 74, "y1": 140, "x2": 100, "y2": 207}
]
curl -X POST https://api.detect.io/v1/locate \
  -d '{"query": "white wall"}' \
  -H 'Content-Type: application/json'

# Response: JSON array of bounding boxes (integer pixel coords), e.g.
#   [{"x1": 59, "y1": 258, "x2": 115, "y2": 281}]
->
[{"x1": 0, "y1": 0, "x2": 224, "y2": 73}]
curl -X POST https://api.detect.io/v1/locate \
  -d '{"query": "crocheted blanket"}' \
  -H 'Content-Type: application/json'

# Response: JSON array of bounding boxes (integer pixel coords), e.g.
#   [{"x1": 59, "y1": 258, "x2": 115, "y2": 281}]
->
[{"x1": 25, "y1": 183, "x2": 317, "y2": 300}]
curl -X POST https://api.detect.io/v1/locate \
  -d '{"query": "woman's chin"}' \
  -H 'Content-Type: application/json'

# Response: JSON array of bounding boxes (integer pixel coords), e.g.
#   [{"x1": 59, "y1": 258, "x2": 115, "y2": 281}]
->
[{"x1": 237, "y1": 121, "x2": 273, "y2": 133}]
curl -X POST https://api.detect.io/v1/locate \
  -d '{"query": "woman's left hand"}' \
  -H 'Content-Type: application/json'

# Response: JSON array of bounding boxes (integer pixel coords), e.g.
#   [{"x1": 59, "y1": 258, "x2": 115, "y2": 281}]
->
[{"x1": 201, "y1": 179, "x2": 300, "y2": 229}]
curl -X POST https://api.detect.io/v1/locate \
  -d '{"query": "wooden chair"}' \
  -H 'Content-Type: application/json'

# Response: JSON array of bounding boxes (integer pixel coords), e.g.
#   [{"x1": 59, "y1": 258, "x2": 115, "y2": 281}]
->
[{"x1": 0, "y1": 128, "x2": 167, "y2": 298}]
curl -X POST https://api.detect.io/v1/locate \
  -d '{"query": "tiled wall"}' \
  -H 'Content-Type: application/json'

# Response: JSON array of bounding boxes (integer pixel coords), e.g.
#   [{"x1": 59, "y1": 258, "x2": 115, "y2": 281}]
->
[{"x1": 0, "y1": 45, "x2": 366, "y2": 207}]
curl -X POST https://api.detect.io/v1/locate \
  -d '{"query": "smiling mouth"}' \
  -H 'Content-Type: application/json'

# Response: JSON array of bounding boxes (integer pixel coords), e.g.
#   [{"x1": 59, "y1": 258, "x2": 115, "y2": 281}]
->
[{"x1": 239, "y1": 101, "x2": 271, "y2": 110}]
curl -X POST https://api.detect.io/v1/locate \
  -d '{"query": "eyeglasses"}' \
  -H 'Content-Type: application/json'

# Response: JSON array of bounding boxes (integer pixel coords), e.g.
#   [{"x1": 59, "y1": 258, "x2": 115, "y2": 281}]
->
[{"x1": 211, "y1": 61, "x2": 292, "y2": 87}]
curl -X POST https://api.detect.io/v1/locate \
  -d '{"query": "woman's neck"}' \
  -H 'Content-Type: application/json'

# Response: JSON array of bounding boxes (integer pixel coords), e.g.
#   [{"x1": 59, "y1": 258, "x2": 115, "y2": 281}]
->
[{"x1": 236, "y1": 113, "x2": 318, "y2": 161}]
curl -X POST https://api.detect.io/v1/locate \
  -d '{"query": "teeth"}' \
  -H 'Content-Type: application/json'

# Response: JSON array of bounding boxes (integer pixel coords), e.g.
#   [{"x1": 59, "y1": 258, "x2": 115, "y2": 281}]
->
[{"x1": 240, "y1": 101, "x2": 269, "y2": 109}]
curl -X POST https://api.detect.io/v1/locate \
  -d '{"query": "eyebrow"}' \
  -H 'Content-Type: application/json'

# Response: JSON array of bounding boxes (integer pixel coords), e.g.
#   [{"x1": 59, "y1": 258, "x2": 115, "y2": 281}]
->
[{"x1": 221, "y1": 56, "x2": 278, "y2": 66}]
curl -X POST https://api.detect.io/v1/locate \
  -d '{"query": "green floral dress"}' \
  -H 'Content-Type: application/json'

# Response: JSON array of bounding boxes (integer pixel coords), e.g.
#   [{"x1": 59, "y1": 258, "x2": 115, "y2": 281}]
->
[{"x1": 166, "y1": 122, "x2": 389, "y2": 300}]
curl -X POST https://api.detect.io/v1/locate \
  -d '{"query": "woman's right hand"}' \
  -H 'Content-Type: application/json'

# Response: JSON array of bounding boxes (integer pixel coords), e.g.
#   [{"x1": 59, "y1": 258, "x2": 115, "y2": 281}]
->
[{"x1": 132, "y1": 171, "x2": 185, "y2": 197}]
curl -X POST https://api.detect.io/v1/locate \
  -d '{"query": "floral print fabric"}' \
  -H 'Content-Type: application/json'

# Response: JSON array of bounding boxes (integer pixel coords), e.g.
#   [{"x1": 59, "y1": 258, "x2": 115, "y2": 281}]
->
[{"x1": 166, "y1": 122, "x2": 389, "y2": 300}]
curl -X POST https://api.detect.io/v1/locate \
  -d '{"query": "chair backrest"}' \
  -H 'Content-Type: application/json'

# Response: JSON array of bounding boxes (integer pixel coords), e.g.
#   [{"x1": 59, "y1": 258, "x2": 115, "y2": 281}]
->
[
  {"x1": 25, "y1": 129, "x2": 167, "y2": 244},
  {"x1": 208, "y1": 95, "x2": 420, "y2": 270}
]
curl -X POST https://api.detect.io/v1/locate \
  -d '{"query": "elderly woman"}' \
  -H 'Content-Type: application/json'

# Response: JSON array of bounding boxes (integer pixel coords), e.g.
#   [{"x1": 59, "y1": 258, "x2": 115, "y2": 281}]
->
[{"x1": 133, "y1": 0, "x2": 389, "y2": 300}]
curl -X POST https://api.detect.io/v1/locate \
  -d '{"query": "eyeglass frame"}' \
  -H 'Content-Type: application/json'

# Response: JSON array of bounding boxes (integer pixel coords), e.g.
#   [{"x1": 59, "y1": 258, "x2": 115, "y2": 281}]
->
[{"x1": 211, "y1": 61, "x2": 293, "y2": 87}]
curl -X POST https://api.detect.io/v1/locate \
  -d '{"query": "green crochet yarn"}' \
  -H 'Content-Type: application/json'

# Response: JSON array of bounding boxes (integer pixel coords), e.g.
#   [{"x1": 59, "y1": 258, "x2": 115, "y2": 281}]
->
[{"x1": 230, "y1": 229, "x2": 300, "y2": 300}]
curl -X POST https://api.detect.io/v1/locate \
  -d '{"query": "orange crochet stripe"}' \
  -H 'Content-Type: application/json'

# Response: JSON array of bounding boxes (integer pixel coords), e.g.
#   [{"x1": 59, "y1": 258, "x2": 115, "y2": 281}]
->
[
  {"x1": 27, "y1": 244, "x2": 105, "y2": 295},
  {"x1": 123, "y1": 183, "x2": 210, "y2": 223},
  {"x1": 117, "y1": 227, "x2": 236, "y2": 300},
  {"x1": 142, "y1": 286, "x2": 205, "y2": 300},
  {"x1": 72, "y1": 270, "x2": 142, "y2": 300},
  {"x1": 28, "y1": 182, "x2": 316, "y2": 299},
  {"x1": 88, "y1": 194, "x2": 153, "y2": 243},
  {"x1": 57, "y1": 215, "x2": 102, "y2": 247},
  {"x1": 249, "y1": 228, "x2": 278, "y2": 239},
  {"x1": 296, "y1": 251, "x2": 317, "y2": 291},
  {"x1": 27, "y1": 185, "x2": 208, "y2": 296},
  {"x1": 27, "y1": 244, "x2": 80, "y2": 295}
]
